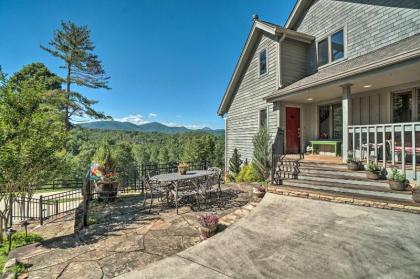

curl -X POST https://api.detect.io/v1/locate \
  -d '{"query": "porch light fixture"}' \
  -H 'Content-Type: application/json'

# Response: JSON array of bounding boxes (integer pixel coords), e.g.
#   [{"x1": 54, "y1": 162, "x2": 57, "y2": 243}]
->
[
  {"x1": 363, "y1": 85, "x2": 372, "y2": 88},
  {"x1": 307, "y1": 98, "x2": 313, "y2": 101}
]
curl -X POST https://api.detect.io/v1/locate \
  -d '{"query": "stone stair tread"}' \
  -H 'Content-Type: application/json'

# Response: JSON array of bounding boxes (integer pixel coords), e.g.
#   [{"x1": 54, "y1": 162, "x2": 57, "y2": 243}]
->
[
  {"x1": 298, "y1": 172, "x2": 390, "y2": 184},
  {"x1": 282, "y1": 180, "x2": 412, "y2": 202},
  {"x1": 283, "y1": 178, "x2": 411, "y2": 195},
  {"x1": 299, "y1": 168, "x2": 366, "y2": 177},
  {"x1": 273, "y1": 185, "x2": 420, "y2": 208}
]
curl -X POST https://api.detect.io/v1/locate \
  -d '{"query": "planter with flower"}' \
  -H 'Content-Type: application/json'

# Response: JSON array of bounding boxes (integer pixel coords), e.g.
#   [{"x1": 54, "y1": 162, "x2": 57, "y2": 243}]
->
[
  {"x1": 366, "y1": 162, "x2": 382, "y2": 180},
  {"x1": 253, "y1": 185, "x2": 266, "y2": 199},
  {"x1": 198, "y1": 214, "x2": 219, "y2": 239},
  {"x1": 178, "y1": 162, "x2": 189, "y2": 175},
  {"x1": 388, "y1": 168, "x2": 408, "y2": 191},
  {"x1": 410, "y1": 183, "x2": 420, "y2": 203},
  {"x1": 346, "y1": 156, "x2": 362, "y2": 171},
  {"x1": 91, "y1": 143, "x2": 119, "y2": 202}
]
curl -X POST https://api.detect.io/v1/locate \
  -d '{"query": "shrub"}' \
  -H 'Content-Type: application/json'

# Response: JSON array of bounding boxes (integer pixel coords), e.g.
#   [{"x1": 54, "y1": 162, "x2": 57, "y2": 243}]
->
[
  {"x1": 389, "y1": 168, "x2": 406, "y2": 182},
  {"x1": 236, "y1": 163, "x2": 261, "y2": 183},
  {"x1": 252, "y1": 128, "x2": 271, "y2": 181},
  {"x1": 228, "y1": 148, "x2": 242, "y2": 181},
  {"x1": 367, "y1": 162, "x2": 380, "y2": 172}
]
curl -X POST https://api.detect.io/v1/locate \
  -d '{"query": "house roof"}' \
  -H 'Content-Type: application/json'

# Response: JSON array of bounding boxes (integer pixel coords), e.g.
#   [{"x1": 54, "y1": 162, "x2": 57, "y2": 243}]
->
[
  {"x1": 285, "y1": 0, "x2": 314, "y2": 30},
  {"x1": 217, "y1": 19, "x2": 314, "y2": 116},
  {"x1": 265, "y1": 33, "x2": 420, "y2": 102}
]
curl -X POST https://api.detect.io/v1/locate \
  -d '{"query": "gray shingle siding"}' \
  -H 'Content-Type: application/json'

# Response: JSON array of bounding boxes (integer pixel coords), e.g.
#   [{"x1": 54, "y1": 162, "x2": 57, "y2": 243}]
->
[
  {"x1": 281, "y1": 38, "x2": 309, "y2": 86},
  {"x1": 295, "y1": 0, "x2": 420, "y2": 60},
  {"x1": 226, "y1": 33, "x2": 278, "y2": 163}
]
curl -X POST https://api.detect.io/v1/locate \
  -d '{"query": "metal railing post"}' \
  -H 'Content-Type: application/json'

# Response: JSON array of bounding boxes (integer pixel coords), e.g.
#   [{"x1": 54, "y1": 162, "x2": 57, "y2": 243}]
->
[{"x1": 39, "y1": 195, "x2": 43, "y2": 225}]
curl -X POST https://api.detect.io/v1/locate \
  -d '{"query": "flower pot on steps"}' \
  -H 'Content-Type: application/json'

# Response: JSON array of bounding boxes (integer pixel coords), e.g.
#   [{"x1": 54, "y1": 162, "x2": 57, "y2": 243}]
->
[
  {"x1": 412, "y1": 189, "x2": 420, "y2": 203},
  {"x1": 388, "y1": 180, "x2": 407, "y2": 191},
  {"x1": 366, "y1": 171, "x2": 381, "y2": 180}
]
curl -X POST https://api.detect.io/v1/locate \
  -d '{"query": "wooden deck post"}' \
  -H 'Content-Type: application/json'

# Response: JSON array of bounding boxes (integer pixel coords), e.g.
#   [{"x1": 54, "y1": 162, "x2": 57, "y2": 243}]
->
[{"x1": 341, "y1": 84, "x2": 352, "y2": 162}]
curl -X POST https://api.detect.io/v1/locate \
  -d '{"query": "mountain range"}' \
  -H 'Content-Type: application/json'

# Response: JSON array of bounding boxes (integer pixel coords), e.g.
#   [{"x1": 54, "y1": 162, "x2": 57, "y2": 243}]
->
[{"x1": 78, "y1": 121, "x2": 224, "y2": 136}]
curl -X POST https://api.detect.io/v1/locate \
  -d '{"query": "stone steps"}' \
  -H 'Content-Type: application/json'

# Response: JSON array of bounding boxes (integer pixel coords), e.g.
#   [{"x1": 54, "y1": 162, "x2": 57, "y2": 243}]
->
[{"x1": 271, "y1": 158, "x2": 420, "y2": 213}]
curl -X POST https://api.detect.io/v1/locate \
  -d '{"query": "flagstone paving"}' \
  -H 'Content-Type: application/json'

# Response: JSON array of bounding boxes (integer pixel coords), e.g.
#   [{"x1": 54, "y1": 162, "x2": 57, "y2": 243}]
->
[{"x1": 9, "y1": 184, "x2": 260, "y2": 279}]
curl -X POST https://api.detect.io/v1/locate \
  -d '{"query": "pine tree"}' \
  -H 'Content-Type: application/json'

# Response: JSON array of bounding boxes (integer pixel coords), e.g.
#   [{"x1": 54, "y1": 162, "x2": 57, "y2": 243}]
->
[
  {"x1": 252, "y1": 128, "x2": 271, "y2": 180},
  {"x1": 229, "y1": 148, "x2": 242, "y2": 179},
  {"x1": 41, "y1": 21, "x2": 110, "y2": 130}
]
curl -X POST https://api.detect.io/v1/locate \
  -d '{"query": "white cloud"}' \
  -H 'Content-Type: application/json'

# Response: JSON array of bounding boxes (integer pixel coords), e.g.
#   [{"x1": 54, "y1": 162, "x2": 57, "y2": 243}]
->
[
  {"x1": 148, "y1": 113, "x2": 157, "y2": 118},
  {"x1": 115, "y1": 114, "x2": 149, "y2": 125},
  {"x1": 185, "y1": 124, "x2": 206, "y2": 130}
]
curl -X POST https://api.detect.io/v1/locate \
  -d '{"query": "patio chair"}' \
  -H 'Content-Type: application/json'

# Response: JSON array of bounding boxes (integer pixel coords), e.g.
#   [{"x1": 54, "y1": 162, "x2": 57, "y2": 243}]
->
[
  {"x1": 142, "y1": 172, "x2": 167, "y2": 213},
  {"x1": 207, "y1": 167, "x2": 222, "y2": 198},
  {"x1": 171, "y1": 179, "x2": 202, "y2": 210}
]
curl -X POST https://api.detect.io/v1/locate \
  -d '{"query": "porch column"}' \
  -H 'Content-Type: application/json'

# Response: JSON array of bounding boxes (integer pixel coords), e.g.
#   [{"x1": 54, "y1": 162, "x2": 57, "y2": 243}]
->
[{"x1": 341, "y1": 84, "x2": 352, "y2": 162}]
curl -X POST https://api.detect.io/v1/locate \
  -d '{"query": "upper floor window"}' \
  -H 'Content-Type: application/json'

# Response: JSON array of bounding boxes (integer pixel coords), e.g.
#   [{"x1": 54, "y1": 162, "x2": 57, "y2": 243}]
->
[
  {"x1": 259, "y1": 49, "x2": 267, "y2": 75},
  {"x1": 331, "y1": 30, "x2": 344, "y2": 61},
  {"x1": 317, "y1": 38, "x2": 329, "y2": 67},
  {"x1": 317, "y1": 28, "x2": 345, "y2": 67},
  {"x1": 259, "y1": 108, "x2": 267, "y2": 128}
]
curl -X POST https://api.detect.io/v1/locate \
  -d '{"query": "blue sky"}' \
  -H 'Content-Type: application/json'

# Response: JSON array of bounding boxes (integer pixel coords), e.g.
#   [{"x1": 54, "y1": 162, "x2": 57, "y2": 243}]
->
[{"x1": 0, "y1": 0, "x2": 295, "y2": 129}]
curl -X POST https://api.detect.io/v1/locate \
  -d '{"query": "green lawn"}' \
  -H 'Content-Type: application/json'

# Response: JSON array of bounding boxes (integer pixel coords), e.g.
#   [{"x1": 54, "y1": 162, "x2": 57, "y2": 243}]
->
[{"x1": 0, "y1": 231, "x2": 43, "y2": 272}]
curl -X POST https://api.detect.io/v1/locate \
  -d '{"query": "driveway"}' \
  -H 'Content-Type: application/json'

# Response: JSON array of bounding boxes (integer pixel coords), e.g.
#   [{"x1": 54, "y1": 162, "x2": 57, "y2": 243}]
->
[{"x1": 118, "y1": 193, "x2": 420, "y2": 279}]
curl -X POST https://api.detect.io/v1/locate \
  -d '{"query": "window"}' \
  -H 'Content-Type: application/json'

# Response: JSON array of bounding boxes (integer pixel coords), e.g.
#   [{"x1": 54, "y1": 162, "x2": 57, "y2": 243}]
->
[
  {"x1": 259, "y1": 109, "x2": 267, "y2": 128},
  {"x1": 331, "y1": 30, "x2": 344, "y2": 61},
  {"x1": 317, "y1": 28, "x2": 345, "y2": 67},
  {"x1": 317, "y1": 39, "x2": 329, "y2": 67},
  {"x1": 393, "y1": 91, "x2": 412, "y2": 123},
  {"x1": 259, "y1": 49, "x2": 267, "y2": 75},
  {"x1": 318, "y1": 103, "x2": 342, "y2": 139}
]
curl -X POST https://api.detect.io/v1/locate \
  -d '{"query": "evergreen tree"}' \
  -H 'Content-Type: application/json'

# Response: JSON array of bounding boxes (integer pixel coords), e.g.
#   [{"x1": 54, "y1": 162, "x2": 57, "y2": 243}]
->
[
  {"x1": 8, "y1": 63, "x2": 62, "y2": 91},
  {"x1": 41, "y1": 21, "x2": 110, "y2": 130},
  {"x1": 229, "y1": 148, "x2": 242, "y2": 179},
  {"x1": 252, "y1": 128, "x2": 271, "y2": 180}
]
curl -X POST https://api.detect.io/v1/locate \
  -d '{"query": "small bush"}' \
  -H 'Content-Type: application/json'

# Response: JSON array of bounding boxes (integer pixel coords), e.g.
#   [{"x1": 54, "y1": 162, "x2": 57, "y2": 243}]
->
[
  {"x1": 389, "y1": 168, "x2": 406, "y2": 182},
  {"x1": 367, "y1": 162, "x2": 380, "y2": 172},
  {"x1": 236, "y1": 163, "x2": 261, "y2": 183}
]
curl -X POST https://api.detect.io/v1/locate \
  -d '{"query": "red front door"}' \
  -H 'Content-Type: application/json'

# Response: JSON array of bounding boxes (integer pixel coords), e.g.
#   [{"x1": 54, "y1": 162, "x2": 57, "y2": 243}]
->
[{"x1": 286, "y1": 107, "x2": 300, "y2": 154}]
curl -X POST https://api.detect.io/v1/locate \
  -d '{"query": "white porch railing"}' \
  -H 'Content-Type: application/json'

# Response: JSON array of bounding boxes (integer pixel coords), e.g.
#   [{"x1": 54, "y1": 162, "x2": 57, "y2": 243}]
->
[{"x1": 348, "y1": 122, "x2": 420, "y2": 180}]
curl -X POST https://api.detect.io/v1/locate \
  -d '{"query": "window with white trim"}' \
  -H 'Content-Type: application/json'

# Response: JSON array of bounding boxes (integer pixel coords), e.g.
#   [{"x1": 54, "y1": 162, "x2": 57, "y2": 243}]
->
[
  {"x1": 259, "y1": 108, "x2": 268, "y2": 128},
  {"x1": 317, "y1": 28, "x2": 345, "y2": 67},
  {"x1": 259, "y1": 49, "x2": 267, "y2": 75}
]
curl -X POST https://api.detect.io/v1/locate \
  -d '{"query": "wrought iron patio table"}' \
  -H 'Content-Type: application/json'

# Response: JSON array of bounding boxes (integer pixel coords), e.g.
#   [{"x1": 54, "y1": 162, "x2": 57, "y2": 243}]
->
[{"x1": 150, "y1": 170, "x2": 213, "y2": 214}]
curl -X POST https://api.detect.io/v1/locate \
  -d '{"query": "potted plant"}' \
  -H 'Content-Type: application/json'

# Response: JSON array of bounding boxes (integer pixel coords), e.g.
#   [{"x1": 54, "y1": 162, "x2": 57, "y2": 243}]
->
[
  {"x1": 91, "y1": 143, "x2": 119, "y2": 201},
  {"x1": 178, "y1": 162, "x2": 189, "y2": 175},
  {"x1": 411, "y1": 183, "x2": 420, "y2": 203},
  {"x1": 198, "y1": 214, "x2": 219, "y2": 239},
  {"x1": 346, "y1": 156, "x2": 362, "y2": 171},
  {"x1": 388, "y1": 168, "x2": 408, "y2": 191},
  {"x1": 366, "y1": 162, "x2": 382, "y2": 180},
  {"x1": 253, "y1": 185, "x2": 266, "y2": 198}
]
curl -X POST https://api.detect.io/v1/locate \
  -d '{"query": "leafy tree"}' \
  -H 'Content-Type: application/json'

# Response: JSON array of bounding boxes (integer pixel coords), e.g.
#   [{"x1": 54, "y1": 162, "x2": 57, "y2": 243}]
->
[
  {"x1": 41, "y1": 21, "x2": 110, "y2": 130},
  {"x1": 252, "y1": 128, "x2": 271, "y2": 181},
  {"x1": 229, "y1": 148, "x2": 242, "y2": 180},
  {"x1": 0, "y1": 79, "x2": 67, "y2": 236},
  {"x1": 8, "y1": 63, "x2": 62, "y2": 91}
]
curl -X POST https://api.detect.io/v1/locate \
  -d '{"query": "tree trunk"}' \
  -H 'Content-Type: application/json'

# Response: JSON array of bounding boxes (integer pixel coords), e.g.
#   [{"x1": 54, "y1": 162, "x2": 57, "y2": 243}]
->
[{"x1": 65, "y1": 62, "x2": 71, "y2": 131}]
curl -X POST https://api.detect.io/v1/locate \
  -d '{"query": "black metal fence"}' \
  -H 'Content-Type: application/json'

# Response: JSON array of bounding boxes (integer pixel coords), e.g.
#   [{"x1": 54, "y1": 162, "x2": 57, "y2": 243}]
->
[
  {"x1": 271, "y1": 155, "x2": 300, "y2": 184},
  {"x1": 11, "y1": 189, "x2": 83, "y2": 225}
]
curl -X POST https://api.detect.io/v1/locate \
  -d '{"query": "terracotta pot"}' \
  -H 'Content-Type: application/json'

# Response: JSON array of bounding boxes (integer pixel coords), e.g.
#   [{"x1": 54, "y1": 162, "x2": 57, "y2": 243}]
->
[
  {"x1": 95, "y1": 181, "x2": 118, "y2": 202},
  {"x1": 347, "y1": 162, "x2": 360, "y2": 171},
  {"x1": 388, "y1": 180, "x2": 407, "y2": 191},
  {"x1": 366, "y1": 171, "x2": 381, "y2": 180},
  {"x1": 412, "y1": 189, "x2": 420, "y2": 203},
  {"x1": 199, "y1": 224, "x2": 217, "y2": 238},
  {"x1": 253, "y1": 190, "x2": 265, "y2": 199}
]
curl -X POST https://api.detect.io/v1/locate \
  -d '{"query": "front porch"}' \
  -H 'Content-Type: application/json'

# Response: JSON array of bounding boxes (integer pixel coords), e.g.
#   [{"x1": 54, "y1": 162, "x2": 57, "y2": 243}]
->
[{"x1": 272, "y1": 56, "x2": 420, "y2": 180}]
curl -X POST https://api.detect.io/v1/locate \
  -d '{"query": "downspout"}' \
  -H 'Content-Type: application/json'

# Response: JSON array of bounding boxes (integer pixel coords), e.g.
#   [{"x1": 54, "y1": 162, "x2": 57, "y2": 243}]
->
[{"x1": 277, "y1": 33, "x2": 286, "y2": 89}]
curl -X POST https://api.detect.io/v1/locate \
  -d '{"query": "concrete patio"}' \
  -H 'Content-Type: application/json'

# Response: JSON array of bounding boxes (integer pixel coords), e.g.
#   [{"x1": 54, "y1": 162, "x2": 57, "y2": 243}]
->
[{"x1": 119, "y1": 193, "x2": 420, "y2": 279}]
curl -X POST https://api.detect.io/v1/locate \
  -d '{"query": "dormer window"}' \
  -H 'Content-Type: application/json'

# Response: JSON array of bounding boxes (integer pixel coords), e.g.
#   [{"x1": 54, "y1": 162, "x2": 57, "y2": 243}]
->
[
  {"x1": 259, "y1": 49, "x2": 267, "y2": 75},
  {"x1": 317, "y1": 28, "x2": 346, "y2": 67}
]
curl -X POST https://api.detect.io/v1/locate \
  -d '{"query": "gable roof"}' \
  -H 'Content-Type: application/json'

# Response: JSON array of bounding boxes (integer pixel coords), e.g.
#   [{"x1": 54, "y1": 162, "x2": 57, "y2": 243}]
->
[
  {"x1": 285, "y1": 0, "x2": 314, "y2": 30},
  {"x1": 217, "y1": 19, "x2": 314, "y2": 116},
  {"x1": 265, "y1": 33, "x2": 420, "y2": 102}
]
